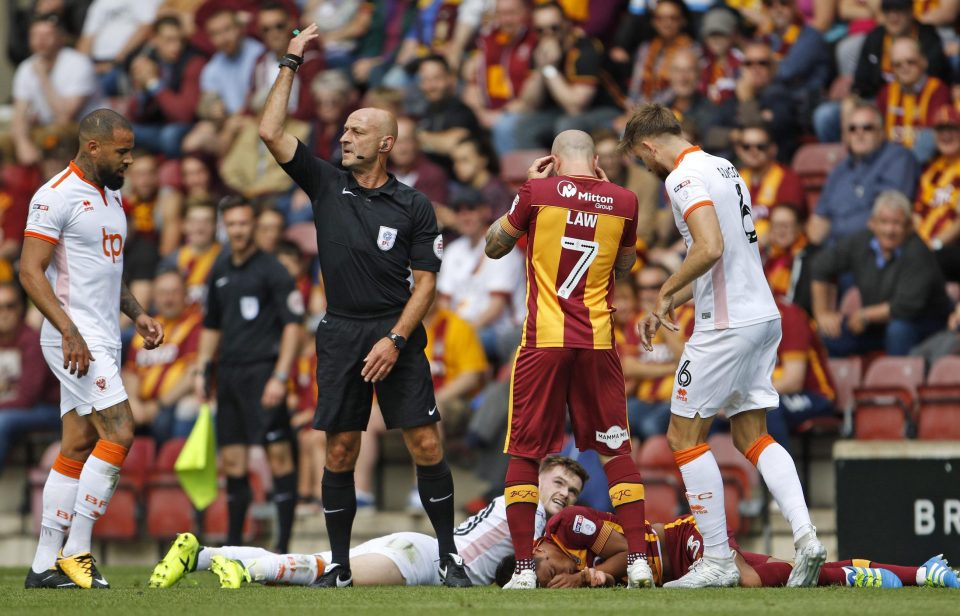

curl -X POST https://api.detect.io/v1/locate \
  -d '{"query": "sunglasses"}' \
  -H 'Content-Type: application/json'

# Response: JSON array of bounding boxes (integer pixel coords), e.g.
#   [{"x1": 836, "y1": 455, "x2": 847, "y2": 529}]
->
[
  {"x1": 535, "y1": 24, "x2": 562, "y2": 34},
  {"x1": 892, "y1": 58, "x2": 920, "y2": 69},
  {"x1": 260, "y1": 22, "x2": 288, "y2": 34},
  {"x1": 0, "y1": 302, "x2": 20, "y2": 311},
  {"x1": 847, "y1": 123, "x2": 878, "y2": 133},
  {"x1": 737, "y1": 142, "x2": 770, "y2": 151},
  {"x1": 742, "y1": 59, "x2": 772, "y2": 68}
]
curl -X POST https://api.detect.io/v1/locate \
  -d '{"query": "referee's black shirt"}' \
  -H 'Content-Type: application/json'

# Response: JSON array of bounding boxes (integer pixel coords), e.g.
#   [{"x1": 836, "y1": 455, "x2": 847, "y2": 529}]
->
[
  {"x1": 203, "y1": 249, "x2": 303, "y2": 365},
  {"x1": 280, "y1": 140, "x2": 443, "y2": 319}
]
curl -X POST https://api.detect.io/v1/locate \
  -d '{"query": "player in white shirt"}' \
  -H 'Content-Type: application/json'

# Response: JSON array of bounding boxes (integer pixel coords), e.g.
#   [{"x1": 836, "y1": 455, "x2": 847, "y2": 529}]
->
[
  {"x1": 619, "y1": 105, "x2": 825, "y2": 588},
  {"x1": 148, "y1": 456, "x2": 587, "y2": 589},
  {"x1": 20, "y1": 110, "x2": 164, "y2": 590}
]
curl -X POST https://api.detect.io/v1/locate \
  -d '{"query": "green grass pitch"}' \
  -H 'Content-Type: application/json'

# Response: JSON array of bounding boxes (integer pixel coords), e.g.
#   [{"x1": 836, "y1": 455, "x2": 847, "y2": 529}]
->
[{"x1": 1, "y1": 567, "x2": 956, "y2": 615}]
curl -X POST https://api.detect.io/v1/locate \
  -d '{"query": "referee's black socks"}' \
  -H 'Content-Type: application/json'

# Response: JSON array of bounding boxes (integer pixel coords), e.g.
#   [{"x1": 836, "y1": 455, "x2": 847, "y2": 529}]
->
[
  {"x1": 321, "y1": 468, "x2": 357, "y2": 572},
  {"x1": 226, "y1": 475, "x2": 251, "y2": 546},
  {"x1": 416, "y1": 459, "x2": 457, "y2": 556},
  {"x1": 272, "y1": 471, "x2": 297, "y2": 554}
]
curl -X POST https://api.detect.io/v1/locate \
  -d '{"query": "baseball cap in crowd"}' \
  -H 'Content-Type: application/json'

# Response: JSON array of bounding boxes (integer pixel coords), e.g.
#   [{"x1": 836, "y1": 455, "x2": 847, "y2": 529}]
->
[
  {"x1": 881, "y1": 0, "x2": 913, "y2": 11},
  {"x1": 933, "y1": 105, "x2": 960, "y2": 129},
  {"x1": 451, "y1": 190, "x2": 488, "y2": 211},
  {"x1": 701, "y1": 8, "x2": 737, "y2": 37}
]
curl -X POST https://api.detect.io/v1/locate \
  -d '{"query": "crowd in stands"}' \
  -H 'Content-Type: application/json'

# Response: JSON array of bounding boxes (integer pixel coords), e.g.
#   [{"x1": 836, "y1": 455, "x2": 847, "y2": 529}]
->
[{"x1": 2, "y1": 0, "x2": 960, "y2": 517}]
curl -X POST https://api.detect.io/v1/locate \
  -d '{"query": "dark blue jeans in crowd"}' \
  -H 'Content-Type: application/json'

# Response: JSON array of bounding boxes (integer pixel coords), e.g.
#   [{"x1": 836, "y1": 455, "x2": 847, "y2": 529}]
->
[
  {"x1": 627, "y1": 397, "x2": 672, "y2": 441},
  {"x1": 0, "y1": 403, "x2": 60, "y2": 475},
  {"x1": 132, "y1": 122, "x2": 193, "y2": 159},
  {"x1": 824, "y1": 317, "x2": 945, "y2": 357},
  {"x1": 764, "y1": 392, "x2": 836, "y2": 456}
]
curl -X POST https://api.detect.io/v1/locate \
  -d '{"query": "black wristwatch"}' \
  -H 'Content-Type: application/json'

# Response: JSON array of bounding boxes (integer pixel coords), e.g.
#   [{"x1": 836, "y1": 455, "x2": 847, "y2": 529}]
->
[
  {"x1": 278, "y1": 53, "x2": 303, "y2": 72},
  {"x1": 388, "y1": 332, "x2": 406, "y2": 351}
]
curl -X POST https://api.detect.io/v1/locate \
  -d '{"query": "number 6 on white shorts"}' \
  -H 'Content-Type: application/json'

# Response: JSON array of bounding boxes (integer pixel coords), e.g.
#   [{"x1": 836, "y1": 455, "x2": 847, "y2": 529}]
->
[{"x1": 558, "y1": 236, "x2": 599, "y2": 299}]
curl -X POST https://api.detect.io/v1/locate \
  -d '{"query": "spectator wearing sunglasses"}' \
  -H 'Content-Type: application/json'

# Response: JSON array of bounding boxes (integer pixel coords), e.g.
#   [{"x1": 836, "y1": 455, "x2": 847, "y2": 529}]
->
[{"x1": 807, "y1": 100, "x2": 919, "y2": 246}]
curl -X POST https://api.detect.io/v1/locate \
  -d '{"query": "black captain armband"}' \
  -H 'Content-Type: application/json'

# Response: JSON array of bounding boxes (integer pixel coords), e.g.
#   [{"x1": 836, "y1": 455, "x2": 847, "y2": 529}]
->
[{"x1": 279, "y1": 53, "x2": 304, "y2": 72}]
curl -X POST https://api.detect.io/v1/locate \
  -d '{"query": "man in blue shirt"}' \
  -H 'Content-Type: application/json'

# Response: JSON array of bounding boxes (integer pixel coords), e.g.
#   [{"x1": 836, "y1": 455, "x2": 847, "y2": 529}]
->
[{"x1": 807, "y1": 101, "x2": 919, "y2": 246}]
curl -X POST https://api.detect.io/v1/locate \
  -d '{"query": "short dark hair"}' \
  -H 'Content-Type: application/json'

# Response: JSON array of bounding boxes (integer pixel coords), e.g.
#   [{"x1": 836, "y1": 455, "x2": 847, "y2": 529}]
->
[
  {"x1": 0, "y1": 281, "x2": 26, "y2": 314},
  {"x1": 533, "y1": 0, "x2": 567, "y2": 18},
  {"x1": 31, "y1": 13, "x2": 65, "y2": 31},
  {"x1": 218, "y1": 194, "x2": 254, "y2": 214},
  {"x1": 539, "y1": 455, "x2": 589, "y2": 485},
  {"x1": 619, "y1": 103, "x2": 682, "y2": 154},
  {"x1": 153, "y1": 15, "x2": 183, "y2": 33},
  {"x1": 275, "y1": 239, "x2": 303, "y2": 261},
  {"x1": 455, "y1": 136, "x2": 500, "y2": 175},
  {"x1": 259, "y1": 1, "x2": 290, "y2": 14},
  {"x1": 591, "y1": 127, "x2": 620, "y2": 145},
  {"x1": 417, "y1": 53, "x2": 450, "y2": 73},
  {"x1": 78, "y1": 109, "x2": 132, "y2": 144},
  {"x1": 184, "y1": 196, "x2": 216, "y2": 215}
]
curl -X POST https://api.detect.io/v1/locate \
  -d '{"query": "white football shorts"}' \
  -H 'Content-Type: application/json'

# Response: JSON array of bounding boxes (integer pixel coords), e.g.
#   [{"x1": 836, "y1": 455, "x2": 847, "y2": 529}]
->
[
  {"x1": 42, "y1": 344, "x2": 128, "y2": 417},
  {"x1": 670, "y1": 319, "x2": 781, "y2": 419},
  {"x1": 318, "y1": 532, "x2": 441, "y2": 586}
]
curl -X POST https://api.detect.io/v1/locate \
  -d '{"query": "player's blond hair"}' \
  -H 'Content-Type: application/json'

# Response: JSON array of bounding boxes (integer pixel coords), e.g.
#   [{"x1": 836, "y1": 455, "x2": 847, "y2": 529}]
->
[{"x1": 619, "y1": 103, "x2": 682, "y2": 154}]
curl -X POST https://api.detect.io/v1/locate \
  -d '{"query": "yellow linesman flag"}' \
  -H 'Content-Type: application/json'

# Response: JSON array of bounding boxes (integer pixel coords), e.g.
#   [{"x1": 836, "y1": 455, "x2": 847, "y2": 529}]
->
[{"x1": 175, "y1": 403, "x2": 218, "y2": 510}]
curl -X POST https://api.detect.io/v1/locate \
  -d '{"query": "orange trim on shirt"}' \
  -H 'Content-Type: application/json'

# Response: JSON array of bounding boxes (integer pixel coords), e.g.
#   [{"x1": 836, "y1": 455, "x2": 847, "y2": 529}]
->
[
  {"x1": 682, "y1": 200, "x2": 714, "y2": 221},
  {"x1": 51, "y1": 167, "x2": 74, "y2": 189},
  {"x1": 674, "y1": 145, "x2": 701, "y2": 167},
  {"x1": 24, "y1": 231, "x2": 58, "y2": 245},
  {"x1": 67, "y1": 161, "x2": 107, "y2": 204}
]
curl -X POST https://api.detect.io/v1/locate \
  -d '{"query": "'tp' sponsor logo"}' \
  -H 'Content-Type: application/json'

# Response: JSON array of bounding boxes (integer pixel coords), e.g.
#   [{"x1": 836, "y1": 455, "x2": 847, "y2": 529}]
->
[{"x1": 101, "y1": 227, "x2": 123, "y2": 263}]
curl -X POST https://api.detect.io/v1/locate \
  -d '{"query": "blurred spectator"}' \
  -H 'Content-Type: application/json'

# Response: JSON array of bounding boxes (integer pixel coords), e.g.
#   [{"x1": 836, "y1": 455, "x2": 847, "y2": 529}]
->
[
  {"x1": 156, "y1": 151, "x2": 227, "y2": 255},
  {"x1": 415, "y1": 55, "x2": 480, "y2": 174},
  {"x1": 181, "y1": 7, "x2": 265, "y2": 155},
  {"x1": 621, "y1": 264, "x2": 695, "y2": 440},
  {"x1": 462, "y1": 0, "x2": 535, "y2": 130},
  {"x1": 389, "y1": 116, "x2": 450, "y2": 206},
  {"x1": 815, "y1": 0, "x2": 951, "y2": 142},
  {"x1": 734, "y1": 123, "x2": 805, "y2": 244},
  {"x1": 77, "y1": 0, "x2": 161, "y2": 95},
  {"x1": 302, "y1": 0, "x2": 373, "y2": 69},
  {"x1": 592, "y1": 128, "x2": 661, "y2": 248},
  {"x1": 0, "y1": 157, "x2": 42, "y2": 263},
  {"x1": 711, "y1": 40, "x2": 798, "y2": 161},
  {"x1": 255, "y1": 207, "x2": 287, "y2": 255},
  {"x1": 660, "y1": 48, "x2": 720, "y2": 142},
  {"x1": 187, "y1": 0, "x2": 299, "y2": 55},
  {"x1": 0, "y1": 282, "x2": 59, "y2": 476},
  {"x1": 11, "y1": 13, "x2": 103, "y2": 167},
  {"x1": 811, "y1": 190, "x2": 951, "y2": 356},
  {"x1": 917, "y1": 106, "x2": 960, "y2": 282},
  {"x1": 128, "y1": 15, "x2": 204, "y2": 158},
  {"x1": 766, "y1": 297, "x2": 836, "y2": 455},
  {"x1": 699, "y1": 7, "x2": 743, "y2": 105},
  {"x1": 626, "y1": 0, "x2": 696, "y2": 106},
  {"x1": 308, "y1": 70, "x2": 357, "y2": 164},
  {"x1": 765, "y1": 0, "x2": 830, "y2": 118},
  {"x1": 439, "y1": 0, "x2": 493, "y2": 72},
  {"x1": 7, "y1": 0, "x2": 86, "y2": 66},
  {"x1": 491, "y1": 1, "x2": 622, "y2": 153},
  {"x1": 449, "y1": 137, "x2": 512, "y2": 223},
  {"x1": 437, "y1": 193, "x2": 525, "y2": 360},
  {"x1": 877, "y1": 37, "x2": 950, "y2": 162},
  {"x1": 122, "y1": 153, "x2": 163, "y2": 312},
  {"x1": 253, "y1": 2, "x2": 325, "y2": 123},
  {"x1": 219, "y1": 90, "x2": 310, "y2": 201},
  {"x1": 350, "y1": 0, "x2": 418, "y2": 87},
  {"x1": 764, "y1": 204, "x2": 817, "y2": 314},
  {"x1": 833, "y1": 0, "x2": 878, "y2": 79},
  {"x1": 160, "y1": 199, "x2": 221, "y2": 305},
  {"x1": 807, "y1": 101, "x2": 919, "y2": 246},
  {"x1": 424, "y1": 299, "x2": 489, "y2": 422},
  {"x1": 274, "y1": 240, "x2": 314, "y2": 318},
  {"x1": 122, "y1": 270, "x2": 203, "y2": 442}
]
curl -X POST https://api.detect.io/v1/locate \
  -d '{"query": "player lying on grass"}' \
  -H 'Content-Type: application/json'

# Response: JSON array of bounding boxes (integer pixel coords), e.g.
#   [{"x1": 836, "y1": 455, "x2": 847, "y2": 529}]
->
[
  {"x1": 497, "y1": 505, "x2": 959, "y2": 589},
  {"x1": 149, "y1": 456, "x2": 587, "y2": 588}
]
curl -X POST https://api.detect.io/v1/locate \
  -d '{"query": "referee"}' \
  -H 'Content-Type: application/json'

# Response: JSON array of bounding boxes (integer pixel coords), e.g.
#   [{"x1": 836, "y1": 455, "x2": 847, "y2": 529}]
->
[
  {"x1": 193, "y1": 196, "x2": 303, "y2": 553},
  {"x1": 259, "y1": 24, "x2": 470, "y2": 588}
]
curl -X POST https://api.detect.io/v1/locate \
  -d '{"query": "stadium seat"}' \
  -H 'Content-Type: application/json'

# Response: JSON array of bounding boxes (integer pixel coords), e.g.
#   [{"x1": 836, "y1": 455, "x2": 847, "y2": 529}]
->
[
  {"x1": 918, "y1": 355, "x2": 960, "y2": 402},
  {"x1": 827, "y1": 356, "x2": 862, "y2": 414},
  {"x1": 642, "y1": 479, "x2": 682, "y2": 524},
  {"x1": 500, "y1": 149, "x2": 550, "y2": 191},
  {"x1": 145, "y1": 438, "x2": 196, "y2": 540},
  {"x1": 860, "y1": 356, "x2": 925, "y2": 395},
  {"x1": 707, "y1": 434, "x2": 758, "y2": 502},
  {"x1": 916, "y1": 402, "x2": 960, "y2": 440},
  {"x1": 92, "y1": 437, "x2": 156, "y2": 541},
  {"x1": 791, "y1": 143, "x2": 847, "y2": 211},
  {"x1": 852, "y1": 402, "x2": 908, "y2": 439},
  {"x1": 636, "y1": 435, "x2": 681, "y2": 483}
]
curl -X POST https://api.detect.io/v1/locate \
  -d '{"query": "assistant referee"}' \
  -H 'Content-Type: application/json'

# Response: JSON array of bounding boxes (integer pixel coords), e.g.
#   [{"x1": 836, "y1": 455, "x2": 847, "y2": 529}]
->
[{"x1": 259, "y1": 24, "x2": 470, "y2": 588}]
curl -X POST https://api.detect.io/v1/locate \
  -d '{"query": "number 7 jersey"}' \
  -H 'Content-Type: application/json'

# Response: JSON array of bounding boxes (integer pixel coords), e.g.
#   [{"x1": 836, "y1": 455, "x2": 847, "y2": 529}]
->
[
  {"x1": 666, "y1": 147, "x2": 778, "y2": 332},
  {"x1": 505, "y1": 175, "x2": 638, "y2": 349}
]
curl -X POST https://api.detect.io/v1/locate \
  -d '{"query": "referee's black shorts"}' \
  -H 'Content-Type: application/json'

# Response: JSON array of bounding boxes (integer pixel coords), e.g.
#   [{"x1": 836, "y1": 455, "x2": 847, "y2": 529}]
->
[
  {"x1": 216, "y1": 360, "x2": 293, "y2": 446},
  {"x1": 313, "y1": 314, "x2": 437, "y2": 432}
]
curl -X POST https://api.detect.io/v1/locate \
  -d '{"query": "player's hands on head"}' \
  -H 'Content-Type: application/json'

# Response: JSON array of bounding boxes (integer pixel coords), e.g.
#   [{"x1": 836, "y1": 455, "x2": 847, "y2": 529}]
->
[
  {"x1": 362, "y1": 337, "x2": 400, "y2": 383},
  {"x1": 528, "y1": 155, "x2": 555, "y2": 180},
  {"x1": 287, "y1": 23, "x2": 320, "y2": 57},
  {"x1": 136, "y1": 314, "x2": 165, "y2": 350},
  {"x1": 62, "y1": 325, "x2": 94, "y2": 378},
  {"x1": 261, "y1": 376, "x2": 287, "y2": 409}
]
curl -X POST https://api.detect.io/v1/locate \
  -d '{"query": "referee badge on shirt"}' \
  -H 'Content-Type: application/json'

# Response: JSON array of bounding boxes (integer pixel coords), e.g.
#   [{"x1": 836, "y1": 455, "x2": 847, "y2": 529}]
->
[
  {"x1": 377, "y1": 226, "x2": 398, "y2": 251},
  {"x1": 240, "y1": 296, "x2": 259, "y2": 320}
]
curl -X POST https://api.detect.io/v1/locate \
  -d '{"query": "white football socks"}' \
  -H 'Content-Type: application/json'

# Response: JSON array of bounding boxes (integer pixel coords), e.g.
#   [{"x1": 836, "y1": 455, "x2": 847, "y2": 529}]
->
[{"x1": 675, "y1": 444, "x2": 732, "y2": 560}]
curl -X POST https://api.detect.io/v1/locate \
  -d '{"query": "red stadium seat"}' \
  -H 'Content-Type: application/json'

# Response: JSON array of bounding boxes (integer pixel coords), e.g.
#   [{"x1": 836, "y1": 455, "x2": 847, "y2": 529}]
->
[
  {"x1": 642, "y1": 480, "x2": 682, "y2": 524},
  {"x1": 916, "y1": 402, "x2": 960, "y2": 440},
  {"x1": 707, "y1": 434, "x2": 758, "y2": 502},
  {"x1": 92, "y1": 437, "x2": 156, "y2": 541},
  {"x1": 852, "y1": 403, "x2": 908, "y2": 439},
  {"x1": 636, "y1": 435, "x2": 681, "y2": 484},
  {"x1": 919, "y1": 355, "x2": 960, "y2": 403},
  {"x1": 791, "y1": 143, "x2": 847, "y2": 211},
  {"x1": 828, "y1": 357, "x2": 862, "y2": 413},
  {"x1": 722, "y1": 479, "x2": 743, "y2": 535},
  {"x1": 861, "y1": 356, "x2": 925, "y2": 394},
  {"x1": 145, "y1": 438, "x2": 195, "y2": 540},
  {"x1": 120, "y1": 437, "x2": 156, "y2": 490},
  {"x1": 500, "y1": 149, "x2": 550, "y2": 191}
]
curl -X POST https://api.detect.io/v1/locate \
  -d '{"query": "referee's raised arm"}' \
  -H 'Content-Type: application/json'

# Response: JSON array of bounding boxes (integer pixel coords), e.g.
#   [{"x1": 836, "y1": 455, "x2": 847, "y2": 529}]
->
[{"x1": 259, "y1": 24, "x2": 320, "y2": 165}]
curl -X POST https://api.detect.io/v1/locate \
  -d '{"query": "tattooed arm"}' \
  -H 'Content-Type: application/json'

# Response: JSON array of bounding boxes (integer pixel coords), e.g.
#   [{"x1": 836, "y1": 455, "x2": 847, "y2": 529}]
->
[
  {"x1": 614, "y1": 247, "x2": 637, "y2": 280},
  {"x1": 121, "y1": 281, "x2": 165, "y2": 350},
  {"x1": 120, "y1": 282, "x2": 145, "y2": 320},
  {"x1": 484, "y1": 216, "x2": 522, "y2": 259}
]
